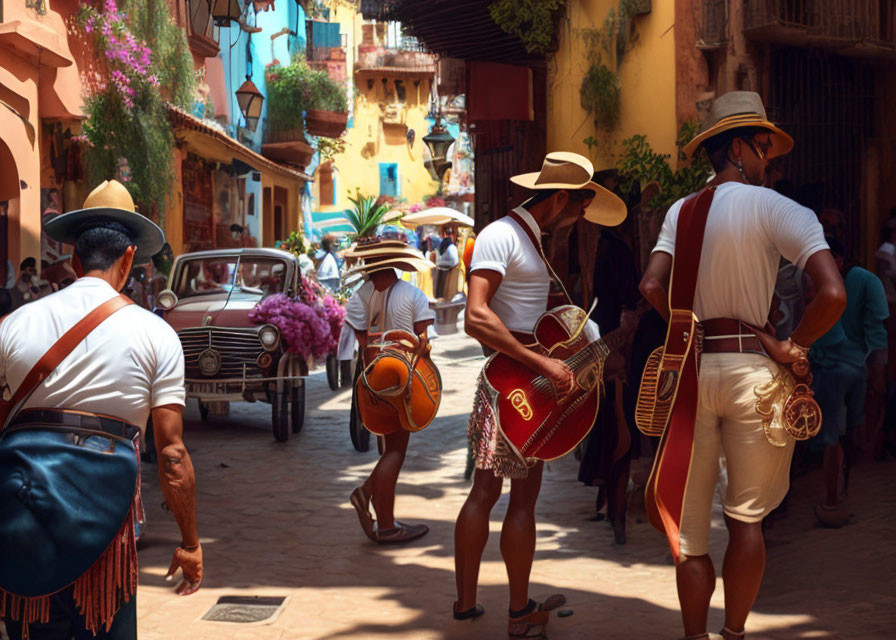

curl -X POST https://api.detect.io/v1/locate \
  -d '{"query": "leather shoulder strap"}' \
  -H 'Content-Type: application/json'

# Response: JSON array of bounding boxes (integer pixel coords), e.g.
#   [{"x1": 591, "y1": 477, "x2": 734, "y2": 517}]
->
[
  {"x1": 508, "y1": 211, "x2": 574, "y2": 306},
  {"x1": 1, "y1": 294, "x2": 134, "y2": 431},
  {"x1": 668, "y1": 187, "x2": 717, "y2": 312}
]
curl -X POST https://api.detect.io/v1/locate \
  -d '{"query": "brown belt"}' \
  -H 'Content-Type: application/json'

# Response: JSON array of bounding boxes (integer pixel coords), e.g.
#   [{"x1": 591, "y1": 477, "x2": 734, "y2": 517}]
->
[{"x1": 701, "y1": 318, "x2": 766, "y2": 355}]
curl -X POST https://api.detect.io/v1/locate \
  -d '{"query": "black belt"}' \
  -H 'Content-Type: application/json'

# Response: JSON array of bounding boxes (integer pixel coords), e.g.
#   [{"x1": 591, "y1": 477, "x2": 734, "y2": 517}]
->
[{"x1": 7, "y1": 409, "x2": 140, "y2": 441}]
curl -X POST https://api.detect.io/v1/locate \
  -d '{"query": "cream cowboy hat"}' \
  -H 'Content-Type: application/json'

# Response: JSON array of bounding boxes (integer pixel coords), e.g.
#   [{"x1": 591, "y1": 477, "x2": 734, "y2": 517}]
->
[
  {"x1": 683, "y1": 91, "x2": 794, "y2": 159},
  {"x1": 510, "y1": 152, "x2": 627, "y2": 226},
  {"x1": 343, "y1": 238, "x2": 433, "y2": 277},
  {"x1": 44, "y1": 180, "x2": 165, "y2": 262}
]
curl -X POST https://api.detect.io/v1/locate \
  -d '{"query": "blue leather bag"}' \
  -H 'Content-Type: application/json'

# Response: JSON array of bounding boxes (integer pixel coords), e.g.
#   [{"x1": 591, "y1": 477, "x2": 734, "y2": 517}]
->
[{"x1": 0, "y1": 424, "x2": 138, "y2": 597}]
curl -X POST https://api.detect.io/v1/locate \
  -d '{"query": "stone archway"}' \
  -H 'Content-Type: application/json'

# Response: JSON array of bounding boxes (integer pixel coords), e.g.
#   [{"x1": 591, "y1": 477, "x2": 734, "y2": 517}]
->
[{"x1": 0, "y1": 137, "x2": 19, "y2": 285}]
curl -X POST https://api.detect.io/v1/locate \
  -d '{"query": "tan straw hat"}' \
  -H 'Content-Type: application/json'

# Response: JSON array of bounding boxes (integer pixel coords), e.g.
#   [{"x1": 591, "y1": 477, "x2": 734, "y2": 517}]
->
[
  {"x1": 343, "y1": 238, "x2": 433, "y2": 277},
  {"x1": 510, "y1": 152, "x2": 627, "y2": 226},
  {"x1": 683, "y1": 91, "x2": 793, "y2": 159},
  {"x1": 44, "y1": 180, "x2": 165, "y2": 262}
]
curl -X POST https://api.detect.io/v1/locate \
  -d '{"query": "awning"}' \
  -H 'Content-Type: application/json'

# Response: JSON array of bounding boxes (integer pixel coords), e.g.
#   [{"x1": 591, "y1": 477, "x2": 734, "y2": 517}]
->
[{"x1": 168, "y1": 105, "x2": 313, "y2": 183}]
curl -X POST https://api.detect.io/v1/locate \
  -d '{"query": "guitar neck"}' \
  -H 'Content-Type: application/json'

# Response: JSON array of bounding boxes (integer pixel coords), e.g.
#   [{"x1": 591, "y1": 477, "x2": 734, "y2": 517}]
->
[{"x1": 566, "y1": 326, "x2": 627, "y2": 372}]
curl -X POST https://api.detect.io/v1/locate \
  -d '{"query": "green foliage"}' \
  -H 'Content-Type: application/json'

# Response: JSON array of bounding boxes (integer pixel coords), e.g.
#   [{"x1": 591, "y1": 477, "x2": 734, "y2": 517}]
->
[
  {"x1": 79, "y1": 0, "x2": 194, "y2": 217},
  {"x1": 488, "y1": 0, "x2": 566, "y2": 55},
  {"x1": 616, "y1": 122, "x2": 712, "y2": 210},
  {"x1": 126, "y1": 0, "x2": 194, "y2": 109},
  {"x1": 317, "y1": 137, "x2": 346, "y2": 164},
  {"x1": 281, "y1": 230, "x2": 307, "y2": 256},
  {"x1": 579, "y1": 64, "x2": 620, "y2": 131},
  {"x1": 344, "y1": 193, "x2": 391, "y2": 239},
  {"x1": 265, "y1": 56, "x2": 348, "y2": 133},
  {"x1": 578, "y1": 0, "x2": 643, "y2": 133}
]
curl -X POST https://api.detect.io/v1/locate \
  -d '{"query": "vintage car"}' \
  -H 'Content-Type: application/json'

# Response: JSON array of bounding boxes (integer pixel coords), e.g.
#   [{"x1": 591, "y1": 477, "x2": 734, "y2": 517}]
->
[{"x1": 156, "y1": 248, "x2": 307, "y2": 442}]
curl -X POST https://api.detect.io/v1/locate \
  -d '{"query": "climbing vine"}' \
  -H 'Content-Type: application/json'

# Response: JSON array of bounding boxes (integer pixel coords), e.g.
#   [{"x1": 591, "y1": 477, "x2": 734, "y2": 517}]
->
[
  {"x1": 78, "y1": 0, "x2": 194, "y2": 218},
  {"x1": 578, "y1": 0, "x2": 647, "y2": 133},
  {"x1": 616, "y1": 122, "x2": 712, "y2": 210},
  {"x1": 489, "y1": 0, "x2": 567, "y2": 55}
]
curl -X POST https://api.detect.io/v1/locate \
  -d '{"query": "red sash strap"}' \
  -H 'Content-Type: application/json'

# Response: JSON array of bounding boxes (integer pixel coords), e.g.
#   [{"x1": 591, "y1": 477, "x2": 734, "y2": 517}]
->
[
  {"x1": 646, "y1": 187, "x2": 716, "y2": 561},
  {"x1": 508, "y1": 211, "x2": 574, "y2": 307}
]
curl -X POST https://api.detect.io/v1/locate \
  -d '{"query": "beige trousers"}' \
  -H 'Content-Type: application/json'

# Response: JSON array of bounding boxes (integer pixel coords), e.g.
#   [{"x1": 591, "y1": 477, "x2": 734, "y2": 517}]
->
[{"x1": 678, "y1": 353, "x2": 795, "y2": 557}]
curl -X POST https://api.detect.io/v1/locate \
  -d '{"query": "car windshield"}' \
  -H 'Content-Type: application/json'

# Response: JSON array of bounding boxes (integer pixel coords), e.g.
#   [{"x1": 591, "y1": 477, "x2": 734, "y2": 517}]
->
[{"x1": 173, "y1": 256, "x2": 289, "y2": 300}]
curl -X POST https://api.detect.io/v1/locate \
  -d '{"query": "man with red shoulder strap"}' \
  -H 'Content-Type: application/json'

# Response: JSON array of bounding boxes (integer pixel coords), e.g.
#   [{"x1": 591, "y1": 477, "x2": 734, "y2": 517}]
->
[
  {"x1": 639, "y1": 91, "x2": 846, "y2": 640},
  {"x1": 0, "y1": 180, "x2": 201, "y2": 639},
  {"x1": 453, "y1": 152, "x2": 627, "y2": 638}
]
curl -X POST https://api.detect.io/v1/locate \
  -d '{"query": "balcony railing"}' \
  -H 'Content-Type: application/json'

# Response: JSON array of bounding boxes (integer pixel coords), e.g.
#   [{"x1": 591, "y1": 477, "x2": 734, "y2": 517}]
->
[
  {"x1": 355, "y1": 45, "x2": 436, "y2": 75},
  {"x1": 743, "y1": 0, "x2": 895, "y2": 52}
]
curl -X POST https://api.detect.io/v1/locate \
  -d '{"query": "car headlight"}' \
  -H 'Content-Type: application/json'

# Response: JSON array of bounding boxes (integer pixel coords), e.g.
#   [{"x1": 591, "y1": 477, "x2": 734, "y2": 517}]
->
[
  {"x1": 157, "y1": 289, "x2": 178, "y2": 310},
  {"x1": 259, "y1": 324, "x2": 280, "y2": 351}
]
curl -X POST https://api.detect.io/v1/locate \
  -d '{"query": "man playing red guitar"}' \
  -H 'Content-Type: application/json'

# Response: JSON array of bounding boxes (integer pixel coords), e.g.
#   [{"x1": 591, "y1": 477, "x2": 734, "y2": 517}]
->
[
  {"x1": 639, "y1": 91, "x2": 846, "y2": 640},
  {"x1": 453, "y1": 152, "x2": 627, "y2": 638}
]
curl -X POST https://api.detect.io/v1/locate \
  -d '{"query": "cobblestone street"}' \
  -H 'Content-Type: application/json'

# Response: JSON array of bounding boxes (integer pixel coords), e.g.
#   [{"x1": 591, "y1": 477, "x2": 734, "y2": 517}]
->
[{"x1": 133, "y1": 332, "x2": 895, "y2": 640}]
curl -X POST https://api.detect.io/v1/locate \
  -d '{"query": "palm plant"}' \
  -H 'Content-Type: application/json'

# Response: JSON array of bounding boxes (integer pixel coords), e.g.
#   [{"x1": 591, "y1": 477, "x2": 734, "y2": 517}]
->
[{"x1": 344, "y1": 194, "x2": 393, "y2": 239}]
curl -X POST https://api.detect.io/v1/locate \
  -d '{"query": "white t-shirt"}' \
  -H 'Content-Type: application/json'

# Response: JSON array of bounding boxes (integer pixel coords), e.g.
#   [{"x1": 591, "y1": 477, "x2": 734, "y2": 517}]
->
[
  {"x1": 653, "y1": 182, "x2": 829, "y2": 327},
  {"x1": 436, "y1": 243, "x2": 459, "y2": 269},
  {"x1": 0, "y1": 277, "x2": 185, "y2": 434},
  {"x1": 470, "y1": 206, "x2": 550, "y2": 333},
  {"x1": 345, "y1": 279, "x2": 435, "y2": 334},
  {"x1": 317, "y1": 252, "x2": 340, "y2": 281}
]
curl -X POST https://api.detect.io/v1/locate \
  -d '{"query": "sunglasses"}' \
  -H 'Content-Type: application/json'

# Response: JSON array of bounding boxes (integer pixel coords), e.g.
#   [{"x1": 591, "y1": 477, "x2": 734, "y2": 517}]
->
[{"x1": 742, "y1": 137, "x2": 771, "y2": 160}]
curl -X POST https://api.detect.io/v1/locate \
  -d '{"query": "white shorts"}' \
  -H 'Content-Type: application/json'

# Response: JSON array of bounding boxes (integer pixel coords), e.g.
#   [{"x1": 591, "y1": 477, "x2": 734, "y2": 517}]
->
[{"x1": 678, "y1": 353, "x2": 795, "y2": 557}]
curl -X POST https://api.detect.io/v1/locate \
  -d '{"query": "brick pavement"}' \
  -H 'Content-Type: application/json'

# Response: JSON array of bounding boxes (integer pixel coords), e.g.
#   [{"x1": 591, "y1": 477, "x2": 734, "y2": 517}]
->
[{"x1": 7, "y1": 332, "x2": 893, "y2": 639}]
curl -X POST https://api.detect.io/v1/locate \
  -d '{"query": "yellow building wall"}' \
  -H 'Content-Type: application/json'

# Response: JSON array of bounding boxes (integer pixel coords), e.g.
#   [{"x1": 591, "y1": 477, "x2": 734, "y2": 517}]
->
[
  {"x1": 548, "y1": 0, "x2": 678, "y2": 171},
  {"x1": 312, "y1": 4, "x2": 440, "y2": 214}
]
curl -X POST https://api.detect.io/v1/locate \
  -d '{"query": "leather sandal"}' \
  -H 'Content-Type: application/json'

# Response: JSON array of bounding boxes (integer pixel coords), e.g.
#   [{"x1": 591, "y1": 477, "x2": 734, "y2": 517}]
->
[
  {"x1": 373, "y1": 522, "x2": 429, "y2": 544},
  {"x1": 350, "y1": 487, "x2": 376, "y2": 541},
  {"x1": 453, "y1": 602, "x2": 484, "y2": 621},
  {"x1": 721, "y1": 627, "x2": 745, "y2": 639},
  {"x1": 507, "y1": 595, "x2": 567, "y2": 639}
]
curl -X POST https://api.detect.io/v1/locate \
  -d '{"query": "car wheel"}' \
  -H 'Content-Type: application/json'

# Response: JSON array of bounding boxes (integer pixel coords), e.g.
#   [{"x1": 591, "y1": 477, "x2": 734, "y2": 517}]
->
[
  {"x1": 349, "y1": 383, "x2": 370, "y2": 452},
  {"x1": 290, "y1": 380, "x2": 305, "y2": 434},
  {"x1": 326, "y1": 354, "x2": 339, "y2": 390},
  {"x1": 340, "y1": 359, "x2": 354, "y2": 388},
  {"x1": 272, "y1": 389, "x2": 289, "y2": 442},
  {"x1": 198, "y1": 401, "x2": 209, "y2": 423}
]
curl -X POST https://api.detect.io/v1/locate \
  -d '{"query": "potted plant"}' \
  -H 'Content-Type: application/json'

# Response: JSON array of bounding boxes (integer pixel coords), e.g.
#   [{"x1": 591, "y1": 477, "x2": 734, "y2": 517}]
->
[
  {"x1": 304, "y1": 71, "x2": 349, "y2": 138},
  {"x1": 263, "y1": 59, "x2": 315, "y2": 166}
]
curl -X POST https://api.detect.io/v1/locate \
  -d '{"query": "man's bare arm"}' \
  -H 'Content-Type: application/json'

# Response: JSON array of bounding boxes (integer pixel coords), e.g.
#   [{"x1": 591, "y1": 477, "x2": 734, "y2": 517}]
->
[
  {"x1": 638, "y1": 251, "x2": 672, "y2": 320},
  {"x1": 152, "y1": 404, "x2": 202, "y2": 595},
  {"x1": 789, "y1": 250, "x2": 846, "y2": 347},
  {"x1": 465, "y1": 271, "x2": 573, "y2": 393}
]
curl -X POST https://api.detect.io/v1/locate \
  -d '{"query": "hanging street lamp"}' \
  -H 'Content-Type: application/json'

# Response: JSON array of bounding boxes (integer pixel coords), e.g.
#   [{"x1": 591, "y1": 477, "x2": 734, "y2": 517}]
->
[
  {"x1": 236, "y1": 76, "x2": 264, "y2": 131},
  {"x1": 423, "y1": 115, "x2": 455, "y2": 182}
]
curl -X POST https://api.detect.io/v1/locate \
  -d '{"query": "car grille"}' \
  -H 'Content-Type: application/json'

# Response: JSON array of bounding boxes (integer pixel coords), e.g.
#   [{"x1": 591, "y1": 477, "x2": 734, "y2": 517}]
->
[{"x1": 178, "y1": 327, "x2": 265, "y2": 378}]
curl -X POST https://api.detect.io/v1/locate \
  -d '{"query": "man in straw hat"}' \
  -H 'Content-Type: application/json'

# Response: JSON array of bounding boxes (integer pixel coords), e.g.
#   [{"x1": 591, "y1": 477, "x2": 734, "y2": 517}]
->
[
  {"x1": 639, "y1": 91, "x2": 846, "y2": 639},
  {"x1": 346, "y1": 238, "x2": 436, "y2": 544},
  {"x1": 453, "y1": 152, "x2": 627, "y2": 637},
  {"x1": 0, "y1": 180, "x2": 201, "y2": 639}
]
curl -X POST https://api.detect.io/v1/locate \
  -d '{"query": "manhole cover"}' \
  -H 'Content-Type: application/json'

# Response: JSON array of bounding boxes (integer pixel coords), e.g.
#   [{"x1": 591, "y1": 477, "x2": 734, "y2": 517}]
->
[{"x1": 201, "y1": 596, "x2": 286, "y2": 623}]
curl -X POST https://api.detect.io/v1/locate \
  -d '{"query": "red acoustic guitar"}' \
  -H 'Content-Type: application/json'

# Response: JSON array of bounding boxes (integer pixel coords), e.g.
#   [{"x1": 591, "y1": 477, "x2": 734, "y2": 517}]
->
[{"x1": 482, "y1": 304, "x2": 637, "y2": 462}]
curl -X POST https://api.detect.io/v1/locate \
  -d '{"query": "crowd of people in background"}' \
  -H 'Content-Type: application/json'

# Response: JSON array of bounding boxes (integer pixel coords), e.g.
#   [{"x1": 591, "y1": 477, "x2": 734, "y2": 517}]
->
[{"x1": 579, "y1": 193, "x2": 896, "y2": 547}]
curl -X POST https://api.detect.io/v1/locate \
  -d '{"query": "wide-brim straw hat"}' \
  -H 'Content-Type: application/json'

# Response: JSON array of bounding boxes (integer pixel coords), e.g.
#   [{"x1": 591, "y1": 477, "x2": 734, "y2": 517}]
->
[
  {"x1": 510, "y1": 152, "x2": 627, "y2": 227},
  {"x1": 44, "y1": 180, "x2": 165, "y2": 262},
  {"x1": 683, "y1": 90, "x2": 794, "y2": 159},
  {"x1": 343, "y1": 238, "x2": 433, "y2": 278}
]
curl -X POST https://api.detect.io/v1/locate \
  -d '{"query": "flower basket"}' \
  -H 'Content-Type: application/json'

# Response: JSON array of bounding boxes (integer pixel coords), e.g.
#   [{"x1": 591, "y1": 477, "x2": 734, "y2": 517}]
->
[{"x1": 305, "y1": 109, "x2": 348, "y2": 138}]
